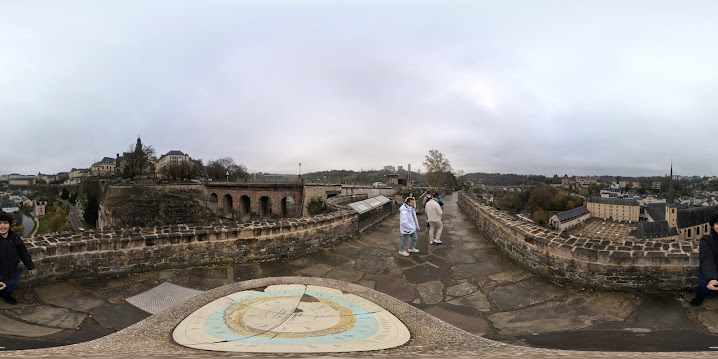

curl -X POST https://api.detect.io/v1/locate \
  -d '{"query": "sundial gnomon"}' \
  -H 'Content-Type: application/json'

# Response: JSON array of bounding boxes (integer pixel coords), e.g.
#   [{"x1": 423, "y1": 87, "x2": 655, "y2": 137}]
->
[{"x1": 173, "y1": 284, "x2": 410, "y2": 353}]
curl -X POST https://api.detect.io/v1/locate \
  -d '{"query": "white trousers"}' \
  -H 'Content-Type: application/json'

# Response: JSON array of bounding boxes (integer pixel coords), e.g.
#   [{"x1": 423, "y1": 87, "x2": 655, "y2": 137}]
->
[{"x1": 428, "y1": 220, "x2": 443, "y2": 241}]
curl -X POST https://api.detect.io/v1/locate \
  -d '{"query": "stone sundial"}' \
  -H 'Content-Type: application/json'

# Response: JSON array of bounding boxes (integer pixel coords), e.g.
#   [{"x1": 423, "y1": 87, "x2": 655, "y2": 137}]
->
[{"x1": 172, "y1": 284, "x2": 410, "y2": 353}]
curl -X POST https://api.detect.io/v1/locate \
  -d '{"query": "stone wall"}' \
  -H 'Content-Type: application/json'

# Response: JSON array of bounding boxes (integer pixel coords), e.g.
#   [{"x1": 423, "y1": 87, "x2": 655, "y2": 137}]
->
[
  {"x1": 303, "y1": 184, "x2": 341, "y2": 217},
  {"x1": 458, "y1": 191, "x2": 697, "y2": 290},
  {"x1": 24, "y1": 210, "x2": 358, "y2": 283},
  {"x1": 98, "y1": 185, "x2": 214, "y2": 229},
  {"x1": 341, "y1": 186, "x2": 399, "y2": 198}
]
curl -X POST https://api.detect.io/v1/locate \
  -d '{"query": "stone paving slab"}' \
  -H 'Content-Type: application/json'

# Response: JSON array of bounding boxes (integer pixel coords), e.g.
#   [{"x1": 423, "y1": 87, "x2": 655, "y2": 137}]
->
[
  {"x1": 0, "y1": 287, "x2": 38, "y2": 310},
  {"x1": 0, "y1": 314, "x2": 63, "y2": 337},
  {"x1": 35, "y1": 282, "x2": 106, "y2": 312},
  {"x1": 448, "y1": 290, "x2": 493, "y2": 312},
  {"x1": 630, "y1": 293, "x2": 695, "y2": 330},
  {"x1": 417, "y1": 280, "x2": 444, "y2": 305},
  {"x1": 352, "y1": 254, "x2": 385, "y2": 274},
  {"x1": 325, "y1": 269, "x2": 363, "y2": 283},
  {"x1": 426, "y1": 304, "x2": 490, "y2": 335},
  {"x1": 488, "y1": 291, "x2": 636, "y2": 335},
  {"x1": 454, "y1": 261, "x2": 511, "y2": 280},
  {"x1": 446, "y1": 282, "x2": 478, "y2": 297},
  {"x1": 404, "y1": 263, "x2": 448, "y2": 284},
  {"x1": 89, "y1": 303, "x2": 151, "y2": 330},
  {"x1": 7, "y1": 305, "x2": 86, "y2": 329},
  {"x1": 296, "y1": 263, "x2": 332, "y2": 277},
  {"x1": 231, "y1": 263, "x2": 263, "y2": 281},
  {"x1": 489, "y1": 279, "x2": 565, "y2": 311}
]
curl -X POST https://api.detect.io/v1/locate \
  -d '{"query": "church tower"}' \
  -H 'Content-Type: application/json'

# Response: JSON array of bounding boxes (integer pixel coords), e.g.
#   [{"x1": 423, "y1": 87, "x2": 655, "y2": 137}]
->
[{"x1": 665, "y1": 162, "x2": 677, "y2": 229}]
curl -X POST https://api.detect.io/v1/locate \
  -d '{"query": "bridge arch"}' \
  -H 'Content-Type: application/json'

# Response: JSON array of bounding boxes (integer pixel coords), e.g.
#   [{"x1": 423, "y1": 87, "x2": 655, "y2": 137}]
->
[
  {"x1": 281, "y1": 196, "x2": 296, "y2": 217},
  {"x1": 259, "y1": 196, "x2": 272, "y2": 219},
  {"x1": 239, "y1": 195, "x2": 250, "y2": 220},
  {"x1": 223, "y1": 194, "x2": 233, "y2": 218}
]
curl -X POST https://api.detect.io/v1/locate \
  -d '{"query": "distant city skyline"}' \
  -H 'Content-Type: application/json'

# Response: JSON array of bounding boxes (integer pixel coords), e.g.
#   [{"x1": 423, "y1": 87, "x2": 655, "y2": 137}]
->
[{"x1": 3, "y1": 1, "x2": 718, "y2": 177}]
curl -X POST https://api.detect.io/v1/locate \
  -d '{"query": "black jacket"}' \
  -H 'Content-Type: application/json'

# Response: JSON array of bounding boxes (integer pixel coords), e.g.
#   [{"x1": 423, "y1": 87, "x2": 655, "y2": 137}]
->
[
  {"x1": 699, "y1": 231, "x2": 718, "y2": 281},
  {"x1": 0, "y1": 231, "x2": 35, "y2": 282}
]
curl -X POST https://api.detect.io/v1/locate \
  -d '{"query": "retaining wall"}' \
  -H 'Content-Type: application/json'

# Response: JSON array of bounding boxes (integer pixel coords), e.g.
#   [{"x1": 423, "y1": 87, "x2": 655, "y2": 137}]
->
[
  {"x1": 23, "y1": 209, "x2": 358, "y2": 283},
  {"x1": 458, "y1": 191, "x2": 697, "y2": 290}
]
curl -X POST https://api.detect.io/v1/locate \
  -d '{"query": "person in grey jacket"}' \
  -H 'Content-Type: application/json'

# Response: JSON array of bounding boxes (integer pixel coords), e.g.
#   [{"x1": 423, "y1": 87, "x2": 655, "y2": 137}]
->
[{"x1": 398, "y1": 197, "x2": 420, "y2": 256}]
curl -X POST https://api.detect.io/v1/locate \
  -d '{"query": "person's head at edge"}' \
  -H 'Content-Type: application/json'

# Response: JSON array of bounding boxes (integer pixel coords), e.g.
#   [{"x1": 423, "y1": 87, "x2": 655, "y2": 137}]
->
[
  {"x1": 0, "y1": 212, "x2": 12, "y2": 238},
  {"x1": 710, "y1": 212, "x2": 718, "y2": 234}
]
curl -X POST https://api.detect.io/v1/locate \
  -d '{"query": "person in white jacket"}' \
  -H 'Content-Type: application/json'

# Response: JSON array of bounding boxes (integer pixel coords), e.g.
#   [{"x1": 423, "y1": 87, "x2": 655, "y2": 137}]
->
[
  {"x1": 425, "y1": 192, "x2": 443, "y2": 244},
  {"x1": 398, "y1": 197, "x2": 420, "y2": 256}
]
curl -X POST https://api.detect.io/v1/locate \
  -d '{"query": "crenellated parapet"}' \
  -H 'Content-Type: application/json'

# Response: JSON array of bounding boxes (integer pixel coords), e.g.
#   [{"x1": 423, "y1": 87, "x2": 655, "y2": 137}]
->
[
  {"x1": 23, "y1": 209, "x2": 358, "y2": 283},
  {"x1": 458, "y1": 191, "x2": 697, "y2": 290}
]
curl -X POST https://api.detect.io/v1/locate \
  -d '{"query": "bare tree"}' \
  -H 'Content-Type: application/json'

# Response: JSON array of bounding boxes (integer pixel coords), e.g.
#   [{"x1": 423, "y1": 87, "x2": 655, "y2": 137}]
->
[
  {"x1": 423, "y1": 149, "x2": 456, "y2": 188},
  {"x1": 206, "y1": 157, "x2": 249, "y2": 181}
]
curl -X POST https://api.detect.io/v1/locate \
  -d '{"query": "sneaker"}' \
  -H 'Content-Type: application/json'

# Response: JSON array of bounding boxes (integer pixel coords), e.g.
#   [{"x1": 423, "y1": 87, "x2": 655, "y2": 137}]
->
[
  {"x1": 433, "y1": 239, "x2": 442, "y2": 244},
  {"x1": 408, "y1": 248, "x2": 419, "y2": 253},
  {"x1": 2, "y1": 295, "x2": 17, "y2": 305},
  {"x1": 691, "y1": 296, "x2": 705, "y2": 307},
  {"x1": 398, "y1": 251, "x2": 410, "y2": 257}
]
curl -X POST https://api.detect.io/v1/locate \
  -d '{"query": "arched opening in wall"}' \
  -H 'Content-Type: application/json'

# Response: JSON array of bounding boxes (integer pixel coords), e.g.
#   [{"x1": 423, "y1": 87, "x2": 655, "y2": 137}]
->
[
  {"x1": 260, "y1": 196, "x2": 272, "y2": 219},
  {"x1": 209, "y1": 193, "x2": 219, "y2": 212},
  {"x1": 223, "y1": 194, "x2": 234, "y2": 218},
  {"x1": 239, "y1": 195, "x2": 250, "y2": 220},
  {"x1": 281, "y1": 197, "x2": 296, "y2": 217}
]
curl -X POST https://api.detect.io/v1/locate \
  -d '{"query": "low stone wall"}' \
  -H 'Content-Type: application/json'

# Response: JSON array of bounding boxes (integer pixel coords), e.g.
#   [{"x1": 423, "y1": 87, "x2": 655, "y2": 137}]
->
[
  {"x1": 458, "y1": 191, "x2": 697, "y2": 290},
  {"x1": 23, "y1": 209, "x2": 358, "y2": 283},
  {"x1": 326, "y1": 193, "x2": 369, "y2": 211}
]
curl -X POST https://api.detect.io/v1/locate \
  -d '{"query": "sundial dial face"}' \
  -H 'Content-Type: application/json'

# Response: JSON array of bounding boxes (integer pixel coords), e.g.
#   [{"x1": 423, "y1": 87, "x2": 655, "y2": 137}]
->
[{"x1": 173, "y1": 284, "x2": 411, "y2": 353}]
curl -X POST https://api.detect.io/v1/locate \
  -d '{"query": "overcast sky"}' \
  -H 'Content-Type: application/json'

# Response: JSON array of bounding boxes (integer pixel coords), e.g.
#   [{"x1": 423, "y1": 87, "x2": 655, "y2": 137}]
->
[{"x1": 2, "y1": 0, "x2": 717, "y2": 177}]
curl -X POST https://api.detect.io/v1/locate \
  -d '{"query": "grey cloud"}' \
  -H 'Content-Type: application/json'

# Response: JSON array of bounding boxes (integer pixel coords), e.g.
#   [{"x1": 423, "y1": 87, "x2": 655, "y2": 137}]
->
[{"x1": 3, "y1": 1, "x2": 718, "y2": 176}]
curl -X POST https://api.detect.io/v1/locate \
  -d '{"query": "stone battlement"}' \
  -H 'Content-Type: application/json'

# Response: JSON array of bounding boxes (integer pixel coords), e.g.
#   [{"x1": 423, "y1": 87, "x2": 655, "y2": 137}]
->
[
  {"x1": 23, "y1": 209, "x2": 358, "y2": 282},
  {"x1": 458, "y1": 191, "x2": 697, "y2": 290}
]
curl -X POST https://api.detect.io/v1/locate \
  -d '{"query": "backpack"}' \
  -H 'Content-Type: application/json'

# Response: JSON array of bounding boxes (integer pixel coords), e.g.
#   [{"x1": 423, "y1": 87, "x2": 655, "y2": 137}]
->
[{"x1": 438, "y1": 198, "x2": 444, "y2": 206}]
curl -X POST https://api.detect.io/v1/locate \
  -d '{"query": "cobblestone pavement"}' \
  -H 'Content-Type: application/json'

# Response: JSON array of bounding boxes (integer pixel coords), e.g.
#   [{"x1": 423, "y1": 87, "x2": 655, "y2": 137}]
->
[{"x1": 2, "y1": 192, "x2": 718, "y2": 352}]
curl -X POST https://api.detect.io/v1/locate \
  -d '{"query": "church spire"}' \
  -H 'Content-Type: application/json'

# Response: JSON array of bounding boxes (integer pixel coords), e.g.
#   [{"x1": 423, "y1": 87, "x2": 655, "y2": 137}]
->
[{"x1": 668, "y1": 162, "x2": 674, "y2": 205}]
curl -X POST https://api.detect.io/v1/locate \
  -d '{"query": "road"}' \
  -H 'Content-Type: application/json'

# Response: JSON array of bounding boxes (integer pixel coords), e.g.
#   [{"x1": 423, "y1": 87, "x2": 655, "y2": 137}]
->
[{"x1": 57, "y1": 198, "x2": 83, "y2": 231}]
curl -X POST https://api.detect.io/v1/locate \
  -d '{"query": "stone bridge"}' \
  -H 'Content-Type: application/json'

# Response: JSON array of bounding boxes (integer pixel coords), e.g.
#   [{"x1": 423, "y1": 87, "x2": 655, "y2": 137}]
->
[{"x1": 205, "y1": 183, "x2": 304, "y2": 220}]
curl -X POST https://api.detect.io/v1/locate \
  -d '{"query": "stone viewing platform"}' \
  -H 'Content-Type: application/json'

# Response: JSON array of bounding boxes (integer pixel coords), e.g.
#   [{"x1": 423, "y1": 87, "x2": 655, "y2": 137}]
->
[
  {"x1": 2, "y1": 192, "x2": 718, "y2": 356},
  {"x1": 458, "y1": 191, "x2": 698, "y2": 290}
]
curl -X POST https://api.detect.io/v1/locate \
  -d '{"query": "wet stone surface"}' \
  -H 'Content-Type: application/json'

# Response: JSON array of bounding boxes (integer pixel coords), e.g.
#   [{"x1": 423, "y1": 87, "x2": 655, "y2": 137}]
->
[{"x1": 3, "y1": 192, "x2": 718, "y2": 353}]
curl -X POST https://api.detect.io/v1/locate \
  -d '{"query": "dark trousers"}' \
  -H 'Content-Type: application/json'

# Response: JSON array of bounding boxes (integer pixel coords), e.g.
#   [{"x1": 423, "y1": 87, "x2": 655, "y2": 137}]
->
[
  {"x1": 697, "y1": 271, "x2": 712, "y2": 298},
  {"x1": 0, "y1": 272, "x2": 21, "y2": 297}
]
